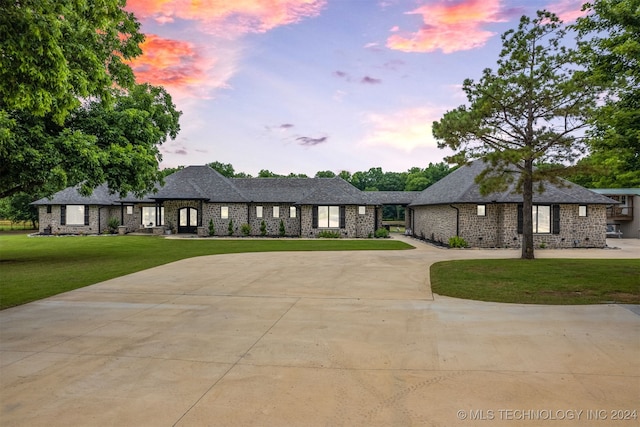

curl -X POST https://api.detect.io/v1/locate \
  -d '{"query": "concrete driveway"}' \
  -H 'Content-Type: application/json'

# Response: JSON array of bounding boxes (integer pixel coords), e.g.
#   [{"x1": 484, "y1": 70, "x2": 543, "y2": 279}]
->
[{"x1": 1, "y1": 237, "x2": 638, "y2": 426}]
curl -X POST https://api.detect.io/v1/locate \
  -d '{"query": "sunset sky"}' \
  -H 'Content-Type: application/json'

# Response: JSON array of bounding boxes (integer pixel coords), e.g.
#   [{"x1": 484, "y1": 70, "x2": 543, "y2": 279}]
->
[{"x1": 124, "y1": 0, "x2": 587, "y2": 176}]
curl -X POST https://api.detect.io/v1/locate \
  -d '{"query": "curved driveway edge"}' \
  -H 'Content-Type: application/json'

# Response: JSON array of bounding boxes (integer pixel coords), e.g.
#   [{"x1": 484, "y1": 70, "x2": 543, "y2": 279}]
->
[{"x1": 1, "y1": 236, "x2": 638, "y2": 426}]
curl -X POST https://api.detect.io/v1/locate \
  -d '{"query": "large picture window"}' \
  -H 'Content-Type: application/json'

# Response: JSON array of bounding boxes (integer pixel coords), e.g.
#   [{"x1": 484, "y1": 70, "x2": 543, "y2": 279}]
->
[
  {"x1": 142, "y1": 206, "x2": 164, "y2": 227},
  {"x1": 65, "y1": 205, "x2": 87, "y2": 225},
  {"x1": 313, "y1": 206, "x2": 345, "y2": 228}
]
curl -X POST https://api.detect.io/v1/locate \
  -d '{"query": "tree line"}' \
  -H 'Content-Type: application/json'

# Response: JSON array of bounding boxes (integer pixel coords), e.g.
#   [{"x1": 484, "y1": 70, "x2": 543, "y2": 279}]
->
[{"x1": 163, "y1": 161, "x2": 453, "y2": 192}]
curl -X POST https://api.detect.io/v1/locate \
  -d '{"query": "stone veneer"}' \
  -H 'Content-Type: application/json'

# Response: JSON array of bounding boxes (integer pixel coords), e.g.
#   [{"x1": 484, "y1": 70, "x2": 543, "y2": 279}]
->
[
  {"x1": 300, "y1": 205, "x2": 377, "y2": 238},
  {"x1": 410, "y1": 203, "x2": 607, "y2": 248},
  {"x1": 38, "y1": 202, "x2": 379, "y2": 238}
]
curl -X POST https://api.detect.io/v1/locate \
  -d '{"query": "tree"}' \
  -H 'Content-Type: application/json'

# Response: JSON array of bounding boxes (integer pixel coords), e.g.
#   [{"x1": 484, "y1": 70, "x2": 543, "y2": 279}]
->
[
  {"x1": 570, "y1": 0, "x2": 640, "y2": 187},
  {"x1": 315, "y1": 170, "x2": 336, "y2": 178},
  {"x1": 208, "y1": 161, "x2": 236, "y2": 178},
  {"x1": 432, "y1": 11, "x2": 598, "y2": 259},
  {"x1": 405, "y1": 162, "x2": 452, "y2": 191},
  {"x1": 1, "y1": 84, "x2": 181, "y2": 198},
  {"x1": 0, "y1": 193, "x2": 38, "y2": 228},
  {"x1": 0, "y1": 0, "x2": 181, "y2": 199},
  {"x1": 0, "y1": 0, "x2": 143, "y2": 123}
]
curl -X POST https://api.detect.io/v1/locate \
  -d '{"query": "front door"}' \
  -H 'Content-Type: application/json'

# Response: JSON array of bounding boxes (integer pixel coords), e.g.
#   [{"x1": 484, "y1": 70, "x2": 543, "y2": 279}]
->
[{"x1": 178, "y1": 207, "x2": 198, "y2": 234}]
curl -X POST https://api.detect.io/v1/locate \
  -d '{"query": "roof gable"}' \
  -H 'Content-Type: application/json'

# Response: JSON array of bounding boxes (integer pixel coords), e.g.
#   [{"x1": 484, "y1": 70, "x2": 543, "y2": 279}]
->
[
  {"x1": 409, "y1": 160, "x2": 618, "y2": 206},
  {"x1": 153, "y1": 166, "x2": 248, "y2": 202}
]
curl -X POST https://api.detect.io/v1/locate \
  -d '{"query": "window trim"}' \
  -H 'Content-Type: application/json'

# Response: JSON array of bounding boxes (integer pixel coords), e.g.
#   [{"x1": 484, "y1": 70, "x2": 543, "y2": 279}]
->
[
  {"x1": 313, "y1": 206, "x2": 346, "y2": 229},
  {"x1": 517, "y1": 204, "x2": 560, "y2": 235},
  {"x1": 273, "y1": 206, "x2": 280, "y2": 218},
  {"x1": 256, "y1": 206, "x2": 263, "y2": 218},
  {"x1": 477, "y1": 204, "x2": 486, "y2": 216},
  {"x1": 289, "y1": 206, "x2": 297, "y2": 218},
  {"x1": 221, "y1": 206, "x2": 229, "y2": 219},
  {"x1": 358, "y1": 206, "x2": 366, "y2": 215},
  {"x1": 63, "y1": 204, "x2": 89, "y2": 226},
  {"x1": 578, "y1": 205, "x2": 587, "y2": 217}
]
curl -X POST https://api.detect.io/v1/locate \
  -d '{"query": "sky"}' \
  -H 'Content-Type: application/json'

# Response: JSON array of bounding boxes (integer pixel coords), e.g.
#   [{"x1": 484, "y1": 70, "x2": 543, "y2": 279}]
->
[{"x1": 124, "y1": 0, "x2": 588, "y2": 177}]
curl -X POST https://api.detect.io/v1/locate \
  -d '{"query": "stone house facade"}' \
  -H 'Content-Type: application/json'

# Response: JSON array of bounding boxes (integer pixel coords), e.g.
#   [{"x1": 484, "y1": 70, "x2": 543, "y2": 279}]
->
[
  {"x1": 407, "y1": 161, "x2": 617, "y2": 248},
  {"x1": 33, "y1": 162, "x2": 616, "y2": 246},
  {"x1": 33, "y1": 166, "x2": 382, "y2": 238}
]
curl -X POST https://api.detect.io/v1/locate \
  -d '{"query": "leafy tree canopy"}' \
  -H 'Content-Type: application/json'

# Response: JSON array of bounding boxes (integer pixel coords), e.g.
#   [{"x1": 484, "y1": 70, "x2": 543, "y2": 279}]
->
[
  {"x1": 0, "y1": 0, "x2": 143, "y2": 123},
  {"x1": 0, "y1": 1, "x2": 181, "y2": 199},
  {"x1": 432, "y1": 11, "x2": 599, "y2": 258},
  {"x1": 568, "y1": 0, "x2": 640, "y2": 187}
]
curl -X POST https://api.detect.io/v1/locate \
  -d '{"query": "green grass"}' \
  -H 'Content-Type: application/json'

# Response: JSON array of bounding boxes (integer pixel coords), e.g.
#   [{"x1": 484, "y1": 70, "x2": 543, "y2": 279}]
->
[
  {"x1": 431, "y1": 259, "x2": 640, "y2": 305},
  {"x1": 0, "y1": 234, "x2": 412, "y2": 309}
]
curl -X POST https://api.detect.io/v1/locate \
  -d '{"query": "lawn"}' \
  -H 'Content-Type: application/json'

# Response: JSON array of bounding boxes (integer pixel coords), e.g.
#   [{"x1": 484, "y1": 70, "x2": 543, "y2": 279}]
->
[
  {"x1": 0, "y1": 234, "x2": 412, "y2": 309},
  {"x1": 431, "y1": 259, "x2": 640, "y2": 305}
]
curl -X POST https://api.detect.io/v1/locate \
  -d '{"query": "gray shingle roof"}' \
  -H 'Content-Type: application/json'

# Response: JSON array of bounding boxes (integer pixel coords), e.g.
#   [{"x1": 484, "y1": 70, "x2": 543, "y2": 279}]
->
[
  {"x1": 152, "y1": 166, "x2": 248, "y2": 202},
  {"x1": 32, "y1": 184, "x2": 122, "y2": 206},
  {"x1": 409, "y1": 160, "x2": 618, "y2": 206},
  {"x1": 233, "y1": 177, "x2": 371, "y2": 205}
]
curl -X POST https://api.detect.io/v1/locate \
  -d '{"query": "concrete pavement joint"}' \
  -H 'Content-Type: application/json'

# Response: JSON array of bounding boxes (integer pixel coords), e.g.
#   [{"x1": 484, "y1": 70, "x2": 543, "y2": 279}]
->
[{"x1": 171, "y1": 297, "x2": 302, "y2": 427}]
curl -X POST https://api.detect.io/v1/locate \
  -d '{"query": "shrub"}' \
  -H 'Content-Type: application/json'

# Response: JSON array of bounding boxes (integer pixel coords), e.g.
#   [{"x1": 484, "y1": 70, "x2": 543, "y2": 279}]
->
[
  {"x1": 107, "y1": 217, "x2": 120, "y2": 234},
  {"x1": 374, "y1": 227, "x2": 389, "y2": 238},
  {"x1": 448, "y1": 236, "x2": 468, "y2": 248},
  {"x1": 241, "y1": 223, "x2": 251, "y2": 236},
  {"x1": 260, "y1": 220, "x2": 267, "y2": 236},
  {"x1": 279, "y1": 219, "x2": 286, "y2": 237},
  {"x1": 208, "y1": 219, "x2": 215, "y2": 236},
  {"x1": 228, "y1": 219, "x2": 234, "y2": 236},
  {"x1": 317, "y1": 230, "x2": 340, "y2": 238}
]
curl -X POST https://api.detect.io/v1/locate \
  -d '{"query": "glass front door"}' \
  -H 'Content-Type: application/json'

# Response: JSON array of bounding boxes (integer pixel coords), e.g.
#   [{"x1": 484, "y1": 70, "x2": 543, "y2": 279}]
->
[{"x1": 178, "y1": 207, "x2": 198, "y2": 233}]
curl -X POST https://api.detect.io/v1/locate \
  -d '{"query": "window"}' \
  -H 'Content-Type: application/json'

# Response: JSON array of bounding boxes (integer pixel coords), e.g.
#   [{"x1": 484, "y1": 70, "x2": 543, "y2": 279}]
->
[
  {"x1": 256, "y1": 206, "x2": 263, "y2": 218},
  {"x1": 142, "y1": 206, "x2": 164, "y2": 227},
  {"x1": 65, "y1": 205, "x2": 88, "y2": 225},
  {"x1": 290, "y1": 206, "x2": 297, "y2": 218},
  {"x1": 578, "y1": 205, "x2": 587, "y2": 217},
  {"x1": 358, "y1": 206, "x2": 366, "y2": 215},
  {"x1": 221, "y1": 206, "x2": 229, "y2": 219},
  {"x1": 46, "y1": 205, "x2": 52, "y2": 214},
  {"x1": 273, "y1": 206, "x2": 280, "y2": 218},
  {"x1": 126, "y1": 205, "x2": 133, "y2": 215},
  {"x1": 518, "y1": 204, "x2": 560, "y2": 235},
  {"x1": 314, "y1": 206, "x2": 345, "y2": 228},
  {"x1": 477, "y1": 205, "x2": 486, "y2": 216},
  {"x1": 533, "y1": 205, "x2": 551, "y2": 233}
]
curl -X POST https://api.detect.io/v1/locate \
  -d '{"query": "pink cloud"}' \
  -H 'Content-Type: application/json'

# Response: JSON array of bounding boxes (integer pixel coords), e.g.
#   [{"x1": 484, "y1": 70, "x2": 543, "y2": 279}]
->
[
  {"x1": 128, "y1": 35, "x2": 205, "y2": 87},
  {"x1": 387, "y1": 0, "x2": 506, "y2": 54},
  {"x1": 127, "y1": 34, "x2": 235, "y2": 99},
  {"x1": 545, "y1": 0, "x2": 588, "y2": 22},
  {"x1": 126, "y1": 0, "x2": 326, "y2": 35}
]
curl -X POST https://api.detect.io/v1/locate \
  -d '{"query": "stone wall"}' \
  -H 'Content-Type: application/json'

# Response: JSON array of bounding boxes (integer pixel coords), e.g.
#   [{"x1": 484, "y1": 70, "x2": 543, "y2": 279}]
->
[
  {"x1": 410, "y1": 205, "x2": 457, "y2": 244},
  {"x1": 243, "y1": 203, "x2": 301, "y2": 237},
  {"x1": 300, "y1": 205, "x2": 376, "y2": 238},
  {"x1": 37, "y1": 205, "x2": 122, "y2": 235},
  {"x1": 411, "y1": 203, "x2": 608, "y2": 248}
]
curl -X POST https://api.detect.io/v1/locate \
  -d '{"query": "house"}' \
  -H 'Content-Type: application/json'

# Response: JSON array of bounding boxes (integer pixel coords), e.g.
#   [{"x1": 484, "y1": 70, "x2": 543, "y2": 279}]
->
[
  {"x1": 33, "y1": 162, "x2": 617, "y2": 246},
  {"x1": 590, "y1": 188, "x2": 640, "y2": 239},
  {"x1": 32, "y1": 166, "x2": 384, "y2": 238},
  {"x1": 406, "y1": 161, "x2": 619, "y2": 248}
]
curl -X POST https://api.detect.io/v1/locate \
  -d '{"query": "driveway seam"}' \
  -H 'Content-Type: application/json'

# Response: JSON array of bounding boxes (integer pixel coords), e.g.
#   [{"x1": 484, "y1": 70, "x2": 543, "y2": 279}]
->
[{"x1": 171, "y1": 297, "x2": 301, "y2": 427}]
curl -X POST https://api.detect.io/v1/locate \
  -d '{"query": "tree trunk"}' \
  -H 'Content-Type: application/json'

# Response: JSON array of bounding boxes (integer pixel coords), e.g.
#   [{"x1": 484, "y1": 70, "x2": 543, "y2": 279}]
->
[{"x1": 521, "y1": 161, "x2": 535, "y2": 259}]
